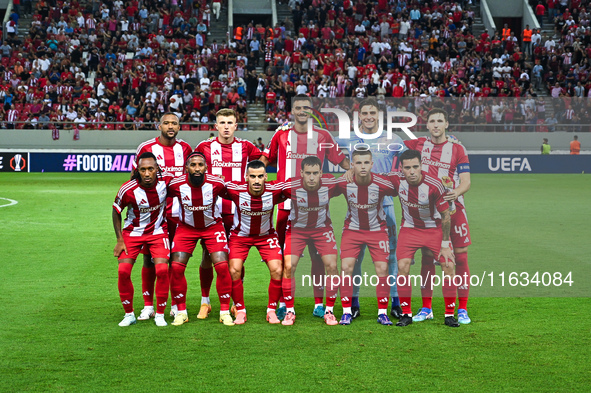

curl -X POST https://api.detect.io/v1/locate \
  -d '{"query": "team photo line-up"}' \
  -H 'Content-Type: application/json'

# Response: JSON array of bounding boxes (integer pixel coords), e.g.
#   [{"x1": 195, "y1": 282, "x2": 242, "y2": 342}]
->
[{"x1": 113, "y1": 95, "x2": 472, "y2": 328}]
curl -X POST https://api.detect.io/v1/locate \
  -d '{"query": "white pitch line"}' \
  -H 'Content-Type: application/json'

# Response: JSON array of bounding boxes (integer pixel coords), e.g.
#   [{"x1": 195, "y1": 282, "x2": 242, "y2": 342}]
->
[{"x1": 0, "y1": 197, "x2": 18, "y2": 208}]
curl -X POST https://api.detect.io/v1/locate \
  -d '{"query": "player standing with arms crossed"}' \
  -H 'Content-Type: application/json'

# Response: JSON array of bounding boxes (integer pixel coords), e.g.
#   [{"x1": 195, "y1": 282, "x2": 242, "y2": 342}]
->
[
  {"x1": 166, "y1": 153, "x2": 235, "y2": 326},
  {"x1": 133, "y1": 113, "x2": 193, "y2": 320},
  {"x1": 261, "y1": 94, "x2": 349, "y2": 318},
  {"x1": 113, "y1": 153, "x2": 174, "y2": 327},
  {"x1": 404, "y1": 108, "x2": 472, "y2": 324},
  {"x1": 194, "y1": 109, "x2": 262, "y2": 319},
  {"x1": 389, "y1": 149, "x2": 458, "y2": 327},
  {"x1": 223, "y1": 160, "x2": 290, "y2": 324},
  {"x1": 336, "y1": 150, "x2": 397, "y2": 326},
  {"x1": 282, "y1": 156, "x2": 341, "y2": 326}
]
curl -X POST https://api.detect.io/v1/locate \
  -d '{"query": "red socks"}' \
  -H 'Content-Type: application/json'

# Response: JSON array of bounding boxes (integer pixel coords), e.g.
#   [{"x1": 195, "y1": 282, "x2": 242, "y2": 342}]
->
[
  {"x1": 455, "y1": 252, "x2": 470, "y2": 310},
  {"x1": 231, "y1": 279, "x2": 245, "y2": 311},
  {"x1": 214, "y1": 262, "x2": 232, "y2": 311},
  {"x1": 340, "y1": 276, "x2": 353, "y2": 308},
  {"x1": 281, "y1": 277, "x2": 296, "y2": 308},
  {"x1": 268, "y1": 279, "x2": 282, "y2": 310},
  {"x1": 398, "y1": 274, "x2": 412, "y2": 315},
  {"x1": 376, "y1": 276, "x2": 390, "y2": 312},
  {"x1": 311, "y1": 252, "x2": 325, "y2": 305},
  {"x1": 421, "y1": 254, "x2": 436, "y2": 310},
  {"x1": 170, "y1": 262, "x2": 187, "y2": 311},
  {"x1": 154, "y1": 263, "x2": 169, "y2": 314},
  {"x1": 199, "y1": 266, "x2": 214, "y2": 298},
  {"x1": 325, "y1": 276, "x2": 338, "y2": 308},
  {"x1": 141, "y1": 266, "x2": 155, "y2": 307},
  {"x1": 118, "y1": 263, "x2": 134, "y2": 313},
  {"x1": 442, "y1": 276, "x2": 457, "y2": 316}
]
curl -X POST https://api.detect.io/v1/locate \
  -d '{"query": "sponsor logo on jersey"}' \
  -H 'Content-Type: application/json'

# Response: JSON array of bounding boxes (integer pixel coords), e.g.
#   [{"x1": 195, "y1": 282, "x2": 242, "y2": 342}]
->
[
  {"x1": 422, "y1": 158, "x2": 451, "y2": 170},
  {"x1": 240, "y1": 201, "x2": 249, "y2": 207},
  {"x1": 348, "y1": 193, "x2": 356, "y2": 199},
  {"x1": 184, "y1": 203, "x2": 212, "y2": 211},
  {"x1": 399, "y1": 199, "x2": 429, "y2": 210},
  {"x1": 157, "y1": 155, "x2": 164, "y2": 161},
  {"x1": 212, "y1": 161, "x2": 241, "y2": 168},
  {"x1": 351, "y1": 202, "x2": 378, "y2": 209},
  {"x1": 286, "y1": 151, "x2": 312, "y2": 159},
  {"x1": 162, "y1": 166, "x2": 184, "y2": 173},
  {"x1": 399, "y1": 189, "x2": 407, "y2": 196},
  {"x1": 183, "y1": 195, "x2": 191, "y2": 201},
  {"x1": 298, "y1": 197, "x2": 306, "y2": 203},
  {"x1": 299, "y1": 206, "x2": 324, "y2": 212},
  {"x1": 240, "y1": 209, "x2": 269, "y2": 216}
]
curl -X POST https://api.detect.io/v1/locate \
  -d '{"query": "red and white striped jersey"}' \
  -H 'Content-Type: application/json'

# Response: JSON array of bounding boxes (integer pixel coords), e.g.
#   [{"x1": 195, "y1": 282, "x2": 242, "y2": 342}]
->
[
  {"x1": 336, "y1": 174, "x2": 396, "y2": 231},
  {"x1": 264, "y1": 125, "x2": 346, "y2": 209},
  {"x1": 7, "y1": 109, "x2": 19, "y2": 122},
  {"x1": 167, "y1": 174, "x2": 225, "y2": 229},
  {"x1": 113, "y1": 173, "x2": 174, "y2": 236},
  {"x1": 134, "y1": 137, "x2": 193, "y2": 176},
  {"x1": 389, "y1": 172, "x2": 448, "y2": 229},
  {"x1": 289, "y1": 174, "x2": 340, "y2": 230},
  {"x1": 195, "y1": 137, "x2": 262, "y2": 215},
  {"x1": 404, "y1": 137, "x2": 470, "y2": 206},
  {"x1": 223, "y1": 181, "x2": 288, "y2": 237}
]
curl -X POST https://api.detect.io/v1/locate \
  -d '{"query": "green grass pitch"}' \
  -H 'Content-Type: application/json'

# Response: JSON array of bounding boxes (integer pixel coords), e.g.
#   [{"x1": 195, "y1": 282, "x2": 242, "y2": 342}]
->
[{"x1": 1, "y1": 172, "x2": 590, "y2": 392}]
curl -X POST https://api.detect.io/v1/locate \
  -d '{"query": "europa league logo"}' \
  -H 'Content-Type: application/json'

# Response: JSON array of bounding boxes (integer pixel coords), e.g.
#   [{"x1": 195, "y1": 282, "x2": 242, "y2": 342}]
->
[{"x1": 10, "y1": 154, "x2": 25, "y2": 172}]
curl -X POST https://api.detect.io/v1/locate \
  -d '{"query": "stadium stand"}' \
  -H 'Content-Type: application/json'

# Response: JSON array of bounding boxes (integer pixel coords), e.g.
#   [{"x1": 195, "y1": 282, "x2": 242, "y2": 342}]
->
[{"x1": 0, "y1": 0, "x2": 590, "y2": 132}]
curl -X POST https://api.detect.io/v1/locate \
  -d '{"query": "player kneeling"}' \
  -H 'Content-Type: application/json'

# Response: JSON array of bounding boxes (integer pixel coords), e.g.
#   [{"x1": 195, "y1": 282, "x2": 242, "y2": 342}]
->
[
  {"x1": 167, "y1": 152, "x2": 234, "y2": 326},
  {"x1": 112, "y1": 153, "x2": 173, "y2": 327},
  {"x1": 388, "y1": 150, "x2": 459, "y2": 328},
  {"x1": 283, "y1": 156, "x2": 341, "y2": 326},
  {"x1": 222, "y1": 160, "x2": 290, "y2": 324}
]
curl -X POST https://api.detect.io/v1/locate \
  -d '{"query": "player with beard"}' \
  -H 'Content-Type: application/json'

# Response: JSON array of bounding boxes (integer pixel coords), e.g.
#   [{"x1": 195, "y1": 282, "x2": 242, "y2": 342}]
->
[
  {"x1": 167, "y1": 152, "x2": 235, "y2": 326},
  {"x1": 133, "y1": 113, "x2": 193, "y2": 321},
  {"x1": 222, "y1": 160, "x2": 290, "y2": 324},
  {"x1": 113, "y1": 152, "x2": 174, "y2": 327},
  {"x1": 261, "y1": 94, "x2": 349, "y2": 319}
]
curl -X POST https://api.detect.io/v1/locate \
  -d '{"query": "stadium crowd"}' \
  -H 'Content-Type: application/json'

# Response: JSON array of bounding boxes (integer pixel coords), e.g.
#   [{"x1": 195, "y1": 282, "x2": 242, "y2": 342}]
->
[
  {"x1": 1, "y1": 0, "x2": 257, "y2": 131},
  {"x1": 0, "y1": 0, "x2": 590, "y2": 131},
  {"x1": 253, "y1": 0, "x2": 591, "y2": 131}
]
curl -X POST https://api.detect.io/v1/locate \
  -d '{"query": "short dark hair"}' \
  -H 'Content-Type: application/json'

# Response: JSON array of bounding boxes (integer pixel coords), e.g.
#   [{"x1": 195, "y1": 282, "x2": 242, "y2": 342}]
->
[
  {"x1": 427, "y1": 108, "x2": 449, "y2": 123},
  {"x1": 301, "y1": 155, "x2": 322, "y2": 170},
  {"x1": 359, "y1": 97, "x2": 379, "y2": 111},
  {"x1": 160, "y1": 112, "x2": 180, "y2": 122},
  {"x1": 293, "y1": 94, "x2": 311, "y2": 106},
  {"x1": 133, "y1": 152, "x2": 160, "y2": 180},
  {"x1": 351, "y1": 149, "x2": 372, "y2": 160},
  {"x1": 400, "y1": 149, "x2": 421, "y2": 165},
  {"x1": 138, "y1": 151, "x2": 157, "y2": 163},
  {"x1": 246, "y1": 160, "x2": 266, "y2": 171}
]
